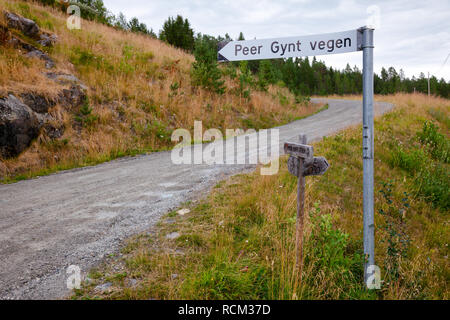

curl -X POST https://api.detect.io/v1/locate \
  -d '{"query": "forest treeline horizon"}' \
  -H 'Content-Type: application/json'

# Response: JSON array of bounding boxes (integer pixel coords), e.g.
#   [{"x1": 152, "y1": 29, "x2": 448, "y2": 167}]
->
[{"x1": 38, "y1": 0, "x2": 450, "y2": 98}]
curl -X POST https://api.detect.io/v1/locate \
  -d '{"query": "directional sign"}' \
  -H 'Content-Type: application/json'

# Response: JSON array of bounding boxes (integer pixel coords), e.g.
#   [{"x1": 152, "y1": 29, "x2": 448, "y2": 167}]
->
[
  {"x1": 288, "y1": 156, "x2": 329, "y2": 177},
  {"x1": 303, "y1": 157, "x2": 330, "y2": 177},
  {"x1": 284, "y1": 142, "x2": 313, "y2": 159},
  {"x1": 287, "y1": 156, "x2": 301, "y2": 177},
  {"x1": 218, "y1": 29, "x2": 361, "y2": 62}
]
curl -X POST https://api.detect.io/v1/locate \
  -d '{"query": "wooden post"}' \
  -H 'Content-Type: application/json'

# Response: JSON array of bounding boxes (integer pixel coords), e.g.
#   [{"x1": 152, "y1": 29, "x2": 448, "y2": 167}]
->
[
  {"x1": 296, "y1": 134, "x2": 307, "y2": 281},
  {"x1": 285, "y1": 134, "x2": 329, "y2": 284}
]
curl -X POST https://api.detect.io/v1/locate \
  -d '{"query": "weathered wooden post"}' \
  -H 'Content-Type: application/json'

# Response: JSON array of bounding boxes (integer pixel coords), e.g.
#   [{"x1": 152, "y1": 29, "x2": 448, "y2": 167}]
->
[{"x1": 285, "y1": 134, "x2": 330, "y2": 281}]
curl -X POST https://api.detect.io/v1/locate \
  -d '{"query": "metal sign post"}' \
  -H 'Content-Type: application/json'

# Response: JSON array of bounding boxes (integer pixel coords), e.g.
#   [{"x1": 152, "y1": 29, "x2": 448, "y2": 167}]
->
[
  {"x1": 218, "y1": 27, "x2": 375, "y2": 288},
  {"x1": 361, "y1": 27, "x2": 375, "y2": 283}
]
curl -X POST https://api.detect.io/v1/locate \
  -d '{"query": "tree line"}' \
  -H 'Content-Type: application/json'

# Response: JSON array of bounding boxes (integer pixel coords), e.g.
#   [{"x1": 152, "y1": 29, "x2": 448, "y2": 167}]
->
[{"x1": 37, "y1": 1, "x2": 450, "y2": 98}]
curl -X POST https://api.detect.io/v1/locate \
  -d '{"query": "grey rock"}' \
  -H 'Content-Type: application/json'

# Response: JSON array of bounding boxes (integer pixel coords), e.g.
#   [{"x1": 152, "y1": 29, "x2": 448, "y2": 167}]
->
[
  {"x1": 0, "y1": 94, "x2": 41, "y2": 158},
  {"x1": 8, "y1": 36, "x2": 37, "y2": 52},
  {"x1": 94, "y1": 282, "x2": 112, "y2": 292},
  {"x1": 165, "y1": 232, "x2": 180, "y2": 240},
  {"x1": 5, "y1": 12, "x2": 39, "y2": 38},
  {"x1": 25, "y1": 50, "x2": 55, "y2": 69},
  {"x1": 43, "y1": 122, "x2": 65, "y2": 140},
  {"x1": 34, "y1": 112, "x2": 65, "y2": 139},
  {"x1": 127, "y1": 279, "x2": 138, "y2": 287},
  {"x1": 37, "y1": 32, "x2": 58, "y2": 47},
  {"x1": 59, "y1": 85, "x2": 87, "y2": 108},
  {"x1": 171, "y1": 274, "x2": 178, "y2": 279},
  {"x1": 46, "y1": 73, "x2": 87, "y2": 90},
  {"x1": 20, "y1": 92, "x2": 56, "y2": 114},
  {"x1": 46, "y1": 73, "x2": 88, "y2": 108}
]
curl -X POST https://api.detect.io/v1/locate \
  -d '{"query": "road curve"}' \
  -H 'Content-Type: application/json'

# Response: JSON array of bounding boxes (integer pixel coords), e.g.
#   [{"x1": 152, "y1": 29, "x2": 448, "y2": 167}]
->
[{"x1": 0, "y1": 99, "x2": 392, "y2": 299}]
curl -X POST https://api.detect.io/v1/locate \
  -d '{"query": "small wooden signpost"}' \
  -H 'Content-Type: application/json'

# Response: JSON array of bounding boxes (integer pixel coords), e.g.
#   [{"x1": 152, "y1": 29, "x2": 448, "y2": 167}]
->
[{"x1": 284, "y1": 134, "x2": 329, "y2": 280}]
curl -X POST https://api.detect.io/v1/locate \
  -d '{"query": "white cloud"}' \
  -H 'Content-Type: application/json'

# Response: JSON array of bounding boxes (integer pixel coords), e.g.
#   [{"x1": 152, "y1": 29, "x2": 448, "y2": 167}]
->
[{"x1": 103, "y1": 0, "x2": 450, "y2": 80}]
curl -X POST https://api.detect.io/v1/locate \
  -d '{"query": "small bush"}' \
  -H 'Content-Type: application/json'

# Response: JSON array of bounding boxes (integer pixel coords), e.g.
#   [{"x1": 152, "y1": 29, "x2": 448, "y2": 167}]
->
[
  {"x1": 389, "y1": 120, "x2": 449, "y2": 211},
  {"x1": 295, "y1": 95, "x2": 311, "y2": 105},
  {"x1": 75, "y1": 98, "x2": 98, "y2": 128},
  {"x1": 390, "y1": 146, "x2": 427, "y2": 174},
  {"x1": 191, "y1": 57, "x2": 225, "y2": 95},
  {"x1": 415, "y1": 164, "x2": 450, "y2": 211},
  {"x1": 303, "y1": 203, "x2": 366, "y2": 299},
  {"x1": 417, "y1": 121, "x2": 449, "y2": 163}
]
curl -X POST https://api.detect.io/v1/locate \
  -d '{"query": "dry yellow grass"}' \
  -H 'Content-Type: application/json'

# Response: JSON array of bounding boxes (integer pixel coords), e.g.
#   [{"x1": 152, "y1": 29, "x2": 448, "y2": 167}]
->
[
  {"x1": 73, "y1": 93, "x2": 449, "y2": 300},
  {"x1": 0, "y1": 0, "x2": 323, "y2": 181}
]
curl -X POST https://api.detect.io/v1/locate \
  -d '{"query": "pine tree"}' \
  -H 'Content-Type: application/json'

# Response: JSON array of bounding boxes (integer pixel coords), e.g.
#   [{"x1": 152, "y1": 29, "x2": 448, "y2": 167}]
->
[{"x1": 159, "y1": 15, "x2": 195, "y2": 52}]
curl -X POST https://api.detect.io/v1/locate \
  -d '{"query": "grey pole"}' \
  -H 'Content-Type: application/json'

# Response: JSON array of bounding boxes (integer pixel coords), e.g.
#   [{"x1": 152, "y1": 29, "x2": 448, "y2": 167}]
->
[{"x1": 362, "y1": 26, "x2": 375, "y2": 285}]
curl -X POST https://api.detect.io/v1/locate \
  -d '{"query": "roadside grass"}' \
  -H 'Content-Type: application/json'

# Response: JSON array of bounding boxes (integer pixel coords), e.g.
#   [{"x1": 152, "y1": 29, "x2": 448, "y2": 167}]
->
[
  {"x1": 73, "y1": 93, "x2": 448, "y2": 300},
  {"x1": 72, "y1": 93, "x2": 448, "y2": 300},
  {"x1": 0, "y1": 0, "x2": 324, "y2": 182}
]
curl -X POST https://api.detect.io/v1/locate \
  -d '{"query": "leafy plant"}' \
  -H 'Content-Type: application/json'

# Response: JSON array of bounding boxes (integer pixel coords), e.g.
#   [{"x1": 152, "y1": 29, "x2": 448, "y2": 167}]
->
[
  {"x1": 191, "y1": 36, "x2": 225, "y2": 95},
  {"x1": 237, "y1": 61, "x2": 254, "y2": 100},
  {"x1": 390, "y1": 146, "x2": 427, "y2": 174},
  {"x1": 169, "y1": 81, "x2": 180, "y2": 97},
  {"x1": 304, "y1": 203, "x2": 365, "y2": 298},
  {"x1": 417, "y1": 121, "x2": 449, "y2": 163},
  {"x1": 389, "y1": 120, "x2": 449, "y2": 210},
  {"x1": 75, "y1": 98, "x2": 98, "y2": 128}
]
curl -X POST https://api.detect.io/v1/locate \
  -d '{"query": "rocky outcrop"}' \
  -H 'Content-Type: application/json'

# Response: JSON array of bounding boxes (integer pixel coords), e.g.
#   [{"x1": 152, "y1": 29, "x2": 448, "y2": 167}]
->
[
  {"x1": 0, "y1": 71, "x2": 89, "y2": 157},
  {"x1": 4, "y1": 12, "x2": 39, "y2": 38},
  {"x1": 46, "y1": 72, "x2": 87, "y2": 90},
  {"x1": 7, "y1": 36, "x2": 55, "y2": 69},
  {"x1": 59, "y1": 85, "x2": 87, "y2": 108},
  {"x1": 0, "y1": 95, "x2": 41, "y2": 158},
  {"x1": 0, "y1": 11, "x2": 89, "y2": 157},
  {"x1": 25, "y1": 49, "x2": 55, "y2": 69},
  {"x1": 46, "y1": 73, "x2": 88, "y2": 108},
  {"x1": 3, "y1": 11, "x2": 57, "y2": 69},
  {"x1": 20, "y1": 92, "x2": 56, "y2": 114},
  {"x1": 37, "y1": 32, "x2": 58, "y2": 47}
]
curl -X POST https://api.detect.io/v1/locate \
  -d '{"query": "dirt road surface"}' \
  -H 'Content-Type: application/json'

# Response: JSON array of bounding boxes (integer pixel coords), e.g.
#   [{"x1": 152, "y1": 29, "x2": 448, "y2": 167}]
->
[{"x1": 0, "y1": 99, "x2": 392, "y2": 299}]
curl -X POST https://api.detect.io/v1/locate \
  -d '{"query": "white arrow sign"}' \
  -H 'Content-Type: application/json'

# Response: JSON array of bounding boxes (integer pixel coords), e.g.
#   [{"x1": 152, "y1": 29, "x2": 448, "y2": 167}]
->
[{"x1": 218, "y1": 29, "x2": 361, "y2": 62}]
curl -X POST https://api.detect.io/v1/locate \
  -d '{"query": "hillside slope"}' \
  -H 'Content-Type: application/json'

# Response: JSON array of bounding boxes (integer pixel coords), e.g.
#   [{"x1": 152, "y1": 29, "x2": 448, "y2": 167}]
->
[{"x1": 0, "y1": 0, "x2": 322, "y2": 181}]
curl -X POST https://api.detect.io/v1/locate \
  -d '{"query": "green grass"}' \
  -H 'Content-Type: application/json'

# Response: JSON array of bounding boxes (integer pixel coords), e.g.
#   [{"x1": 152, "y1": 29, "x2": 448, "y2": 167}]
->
[{"x1": 389, "y1": 120, "x2": 449, "y2": 210}]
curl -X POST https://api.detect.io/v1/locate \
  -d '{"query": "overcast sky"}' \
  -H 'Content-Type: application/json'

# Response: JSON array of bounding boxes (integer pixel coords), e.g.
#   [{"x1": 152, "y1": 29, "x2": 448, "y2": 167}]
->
[{"x1": 103, "y1": 0, "x2": 450, "y2": 81}]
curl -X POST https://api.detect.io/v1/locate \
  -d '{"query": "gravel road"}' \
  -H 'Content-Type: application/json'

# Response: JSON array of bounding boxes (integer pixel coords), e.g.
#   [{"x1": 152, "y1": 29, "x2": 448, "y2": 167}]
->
[{"x1": 0, "y1": 99, "x2": 392, "y2": 299}]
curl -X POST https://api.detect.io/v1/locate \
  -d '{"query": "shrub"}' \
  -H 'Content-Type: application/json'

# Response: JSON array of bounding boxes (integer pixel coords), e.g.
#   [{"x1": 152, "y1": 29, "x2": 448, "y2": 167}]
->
[
  {"x1": 237, "y1": 61, "x2": 254, "y2": 99},
  {"x1": 303, "y1": 203, "x2": 366, "y2": 299},
  {"x1": 191, "y1": 36, "x2": 225, "y2": 95},
  {"x1": 75, "y1": 98, "x2": 98, "y2": 128},
  {"x1": 389, "y1": 121, "x2": 449, "y2": 211},
  {"x1": 415, "y1": 163, "x2": 450, "y2": 211},
  {"x1": 417, "y1": 121, "x2": 449, "y2": 163},
  {"x1": 390, "y1": 146, "x2": 427, "y2": 174}
]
